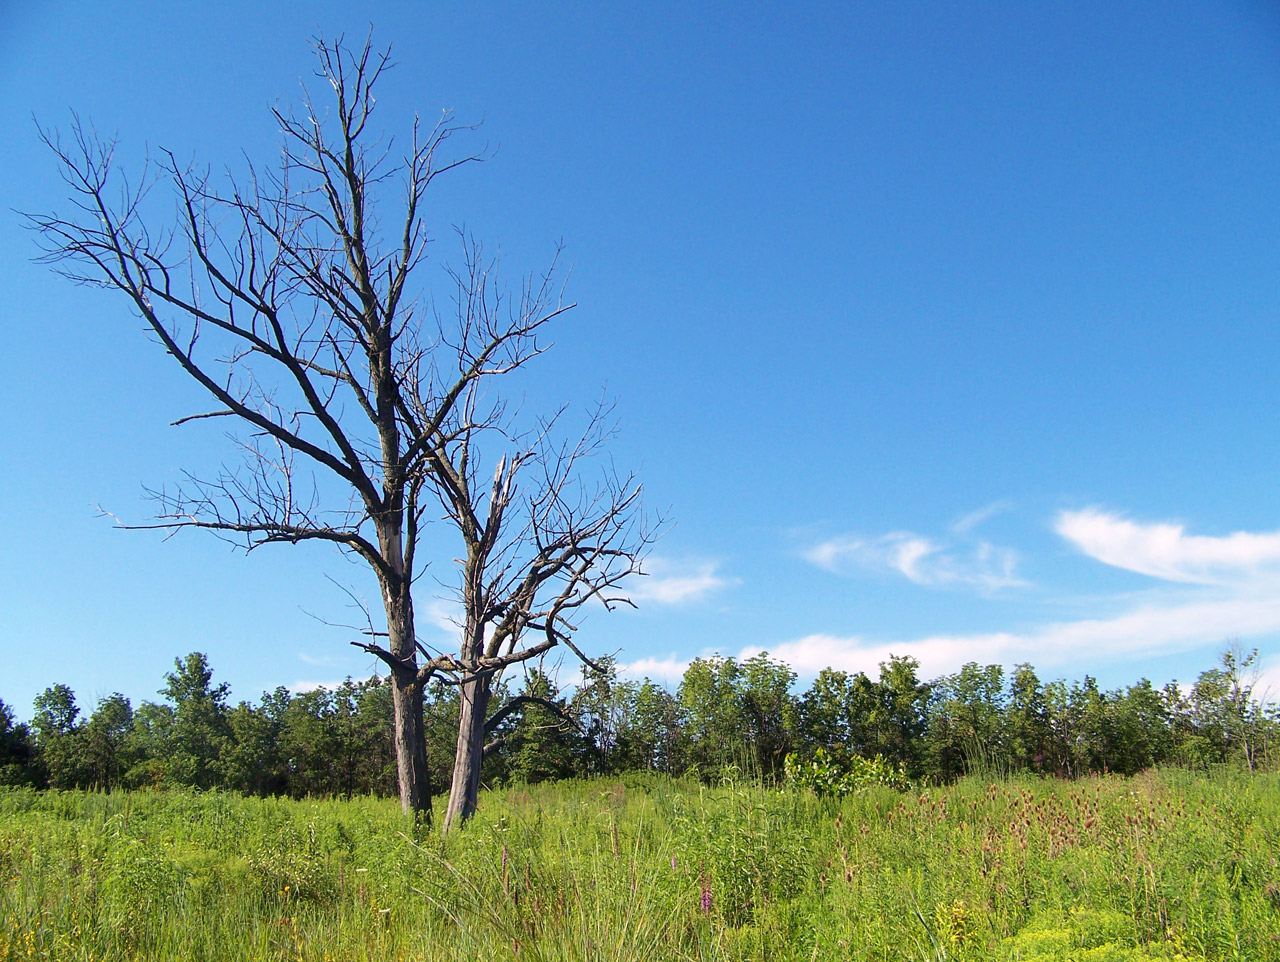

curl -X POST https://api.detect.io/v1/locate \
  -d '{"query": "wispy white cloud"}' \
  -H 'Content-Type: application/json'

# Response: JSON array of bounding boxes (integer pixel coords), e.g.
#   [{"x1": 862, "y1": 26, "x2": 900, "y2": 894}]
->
[
  {"x1": 951, "y1": 501, "x2": 1013, "y2": 536},
  {"x1": 629, "y1": 558, "x2": 736, "y2": 605},
  {"x1": 801, "y1": 534, "x2": 865, "y2": 573},
  {"x1": 803, "y1": 522, "x2": 1024, "y2": 593},
  {"x1": 422, "y1": 598, "x2": 462, "y2": 635},
  {"x1": 804, "y1": 532, "x2": 935, "y2": 578},
  {"x1": 415, "y1": 560, "x2": 733, "y2": 634},
  {"x1": 1056, "y1": 508, "x2": 1280, "y2": 585},
  {"x1": 298, "y1": 652, "x2": 346, "y2": 667}
]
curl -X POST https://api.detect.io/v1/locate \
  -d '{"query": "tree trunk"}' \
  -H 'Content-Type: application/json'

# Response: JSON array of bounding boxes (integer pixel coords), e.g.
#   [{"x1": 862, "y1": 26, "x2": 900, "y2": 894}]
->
[
  {"x1": 390, "y1": 666, "x2": 431, "y2": 818},
  {"x1": 384, "y1": 584, "x2": 431, "y2": 821},
  {"x1": 443, "y1": 675, "x2": 491, "y2": 831}
]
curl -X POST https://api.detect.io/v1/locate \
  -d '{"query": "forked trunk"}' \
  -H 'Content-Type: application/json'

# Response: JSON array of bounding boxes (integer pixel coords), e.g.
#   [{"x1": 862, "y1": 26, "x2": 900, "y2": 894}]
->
[{"x1": 443, "y1": 675, "x2": 491, "y2": 831}]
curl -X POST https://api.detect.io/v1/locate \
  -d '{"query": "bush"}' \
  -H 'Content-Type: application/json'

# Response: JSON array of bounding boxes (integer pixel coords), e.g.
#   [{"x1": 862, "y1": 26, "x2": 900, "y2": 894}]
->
[{"x1": 783, "y1": 748, "x2": 910, "y2": 797}]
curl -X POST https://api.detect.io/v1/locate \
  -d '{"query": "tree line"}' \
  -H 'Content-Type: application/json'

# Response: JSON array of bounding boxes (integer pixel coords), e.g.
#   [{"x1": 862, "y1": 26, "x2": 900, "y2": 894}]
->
[{"x1": 1, "y1": 647, "x2": 1275, "y2": 796}]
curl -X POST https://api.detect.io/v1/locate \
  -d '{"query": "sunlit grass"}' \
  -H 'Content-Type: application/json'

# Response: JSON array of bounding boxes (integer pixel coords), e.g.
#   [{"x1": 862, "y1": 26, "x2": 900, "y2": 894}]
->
[{"x1": 0, "y1": 768, "x2": 1276, "y2": 960}]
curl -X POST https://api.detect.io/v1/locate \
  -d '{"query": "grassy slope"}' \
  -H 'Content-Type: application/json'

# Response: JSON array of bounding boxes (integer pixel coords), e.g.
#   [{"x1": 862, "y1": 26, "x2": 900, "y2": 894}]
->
[{"x1": 0, "y1": 769, "x2": 1277, "y2": 961}]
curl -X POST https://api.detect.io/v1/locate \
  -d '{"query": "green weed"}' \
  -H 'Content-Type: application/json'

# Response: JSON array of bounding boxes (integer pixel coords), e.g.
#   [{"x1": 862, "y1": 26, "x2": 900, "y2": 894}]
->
[{"x1": 0, "y1": 770, "x2": 1276, "y2": 960}]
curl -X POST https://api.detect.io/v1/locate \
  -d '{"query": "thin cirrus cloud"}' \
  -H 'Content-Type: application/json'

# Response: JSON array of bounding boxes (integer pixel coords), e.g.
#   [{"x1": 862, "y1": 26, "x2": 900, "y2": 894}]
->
[
  {"x1": 951, "y1": 501, "x2": 1014, "y2": 535},
  {"x1": 421, "y1": 598, "x2": 463, "y2": 634},
  {"x1": 1056, "y1": 508, "x2": 1280, "y2": 585},
  {"x1": 803, "y1": 529, "x2": 1024, "y2": 592},
  {"x1": 628, "y1": 558, "x2": 735, "y2": 605},
  {"x1": 297, "y1": 652, "x2": 347, "y2": 668}
]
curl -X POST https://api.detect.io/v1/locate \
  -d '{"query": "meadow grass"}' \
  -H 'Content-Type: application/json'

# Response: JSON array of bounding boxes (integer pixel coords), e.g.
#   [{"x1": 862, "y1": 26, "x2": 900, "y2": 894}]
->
[{"x1": 0, "y1": 768, "x2": 1276, "y2": 961}]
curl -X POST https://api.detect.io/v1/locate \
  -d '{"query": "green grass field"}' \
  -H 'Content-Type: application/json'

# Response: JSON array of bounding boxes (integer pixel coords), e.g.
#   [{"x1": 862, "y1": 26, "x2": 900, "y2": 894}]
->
[{"x1": 1, "y1": 769, "x2": 1277, "y2": 961}]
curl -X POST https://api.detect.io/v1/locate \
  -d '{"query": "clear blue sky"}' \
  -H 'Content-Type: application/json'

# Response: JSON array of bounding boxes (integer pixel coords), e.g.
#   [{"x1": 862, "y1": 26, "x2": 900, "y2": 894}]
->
[{"x1": 4, "y1": 1, "x2": 1280, "y2": 718}]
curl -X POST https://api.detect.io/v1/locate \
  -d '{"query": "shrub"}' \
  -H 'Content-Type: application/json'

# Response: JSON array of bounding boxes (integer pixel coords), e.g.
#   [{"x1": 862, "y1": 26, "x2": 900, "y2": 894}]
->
[{"x1": 783, "y1": 747, "x2": 910, "y2": 797}]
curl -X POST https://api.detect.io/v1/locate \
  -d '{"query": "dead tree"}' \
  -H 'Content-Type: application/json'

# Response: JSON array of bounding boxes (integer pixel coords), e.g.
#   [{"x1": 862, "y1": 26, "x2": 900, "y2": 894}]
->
[{"x1": 29, "y1": 36, "x2": 653, "y2": 829}]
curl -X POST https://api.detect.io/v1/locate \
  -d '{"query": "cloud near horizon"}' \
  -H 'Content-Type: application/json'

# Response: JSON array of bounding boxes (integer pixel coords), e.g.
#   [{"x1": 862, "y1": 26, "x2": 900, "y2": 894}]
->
[
  {"x1": 620, "y1": 586, "x2": 1280, "y2": 687},
  {"x1": 616, "y1": 654, "x2": 693, "y2": 684},
  {"x1": 289, "y1": 679, "x2": 344, "y2": 694},
  {"x1": 1254, "y1": 655, "x2": 1280, "y2": 703},
  {"x1": 744, "y1": 587, "x2": 1280, "y2": 678}
]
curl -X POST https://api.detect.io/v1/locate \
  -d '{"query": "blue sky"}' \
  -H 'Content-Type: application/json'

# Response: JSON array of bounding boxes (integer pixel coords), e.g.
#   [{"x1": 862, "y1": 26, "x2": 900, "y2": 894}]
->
[{"x1": 4, "y1": 1, "x2": 1280, "y2": 717}]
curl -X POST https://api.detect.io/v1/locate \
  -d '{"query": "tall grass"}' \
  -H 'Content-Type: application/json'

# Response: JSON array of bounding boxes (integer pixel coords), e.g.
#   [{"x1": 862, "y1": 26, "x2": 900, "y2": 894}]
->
[{"x1": 1, "y1": 769, "x2": 1276, "y2": 960}]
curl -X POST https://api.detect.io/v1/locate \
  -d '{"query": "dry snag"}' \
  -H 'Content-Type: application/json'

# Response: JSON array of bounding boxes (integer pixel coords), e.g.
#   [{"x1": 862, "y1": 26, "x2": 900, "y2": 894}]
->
[{"x1": 29, "y1": 35, "x2": 655, "y2": 830}]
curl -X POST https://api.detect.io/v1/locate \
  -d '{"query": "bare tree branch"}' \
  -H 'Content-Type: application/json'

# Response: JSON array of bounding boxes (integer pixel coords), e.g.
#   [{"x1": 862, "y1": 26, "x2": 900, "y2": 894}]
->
[{"x1": 483, "y1": 694, "x2": 578, "y2": 738}]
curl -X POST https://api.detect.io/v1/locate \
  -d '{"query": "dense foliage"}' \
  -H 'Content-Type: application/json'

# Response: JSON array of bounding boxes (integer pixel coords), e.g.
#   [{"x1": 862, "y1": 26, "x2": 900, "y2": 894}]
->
[
  {"x1": 1, "y1": 770, "x2": 1277, "y2": 960},
  {"x1": 2, "y1": 646, "x2": 1276, "y2": 799}
]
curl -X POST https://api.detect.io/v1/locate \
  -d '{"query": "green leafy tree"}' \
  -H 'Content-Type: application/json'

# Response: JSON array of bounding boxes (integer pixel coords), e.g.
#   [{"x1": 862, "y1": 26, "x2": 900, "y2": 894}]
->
[
  {"x1": 159, "y1": 652, "x2": 231, "y2": 789},
  {"x1": 1040, "y1": 678, "x2": 1078, "y2": 776},
  {"x1": 678, "y1": 656, "x2": 747, "y2": 776},
  {"x1": 872, "y1": 655, "x2": 930, "y2": 775},
  {"x1": 279, "y1": 686, "x2": 341, "y2": 796},
  {"x1": 1216, "y1": 645, "x2": 1266, "y2": 770},
  {"x1": 1107, "y1": 679, "x2": 1173, "y2": 774},
  {"x1": 423, "y1": 681, "x2": 461, "y2": 794},
  {"x1": 32, "y1": 684, "x2": 89, "y2": 789},
  {"x1": 280, "y1": 677, "x2": 397, "y2": 798},
  {"x1": 738, "y1": 653, "x2": 798, "y2": 780},
  {"x1": 569, "y1": 657, "x2": 637, "y2": 776},
  {"x1": 32, "y1": 684, "x2": 80, "y2": 733},
  {"x1": 799, "y1": 668, "x2": 860, "y2": 765},
  {"x1": 333, "y1": 677, "x2": 397, "y2": 796},
  {"x1": 224, "y1": 679, "x2": 393, "y2": 798},
  {"x1": 222, "y1": 692, "x2": 289, "y2": 796},
  {"x1": 82, "y1": 693, "x2": 135, "y2": 791},
  {"x1": 621, "y1": 679, "x2": 682, "y2": 772},
  {"x1": 926, "y1": 663, "x2": 1006, "y2": 779},
  {"x1": 1069, "y1": 676, "x2": 1114, "y2": 774},
  {"x1": 122, "y1": 700, "x2": 175, "y2": 788},
  {"x1": 1174, "y1": 647, "x2": 1265, "y2": 769},
  {"x1": 1006, "y1": 663, "x2": 1051, "y2": 773},
  {"x1": 0, "y1": 699, "x2": 37, "y2": 787}
]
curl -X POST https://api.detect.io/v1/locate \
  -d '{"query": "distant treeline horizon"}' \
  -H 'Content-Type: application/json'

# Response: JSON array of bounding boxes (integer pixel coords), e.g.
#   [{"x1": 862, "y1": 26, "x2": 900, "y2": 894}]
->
[{"x1": 1, "y1": 646, "x2": 1275, "y2": 796}]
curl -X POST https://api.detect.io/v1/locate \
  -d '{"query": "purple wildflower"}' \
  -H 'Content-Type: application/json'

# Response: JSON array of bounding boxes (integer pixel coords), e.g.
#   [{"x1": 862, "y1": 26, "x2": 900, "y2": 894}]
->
[{"x1": 699, "y1": 862, "x2": 712, "y2": 915}]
